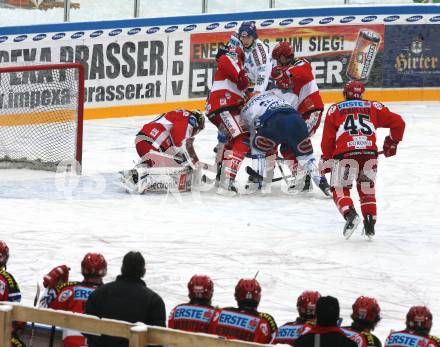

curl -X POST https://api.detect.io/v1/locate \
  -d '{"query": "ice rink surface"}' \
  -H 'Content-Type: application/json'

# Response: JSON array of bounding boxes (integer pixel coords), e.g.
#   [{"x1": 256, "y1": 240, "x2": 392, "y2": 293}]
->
[{"x1": 1, "y1": 101, "x2": 439, "y2": 341}]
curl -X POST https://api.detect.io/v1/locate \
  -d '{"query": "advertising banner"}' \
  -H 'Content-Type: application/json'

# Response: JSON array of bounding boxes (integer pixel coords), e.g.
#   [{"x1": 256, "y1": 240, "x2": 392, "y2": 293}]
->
[{"x1": 0, "y1": 5, "x2": 439, "y2": 118}]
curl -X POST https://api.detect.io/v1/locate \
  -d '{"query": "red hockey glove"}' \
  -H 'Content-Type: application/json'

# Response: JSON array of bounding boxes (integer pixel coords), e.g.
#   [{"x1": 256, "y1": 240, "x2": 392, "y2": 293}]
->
[
  {"x1": 237, "y1": 69, "x2": 249, "y2": 91},
  {"x1": 319, "y1": 156, "x2": 333, "y2": 175},
  {"x1": 43, "y1": 265, "x2": 70, "y2": 288},
  {"x1": 383, "y1": 136, "x2": 399, "y2": 157},
  {"x1": 270, "y1": 65, "x2": 288, "y2": 81}
]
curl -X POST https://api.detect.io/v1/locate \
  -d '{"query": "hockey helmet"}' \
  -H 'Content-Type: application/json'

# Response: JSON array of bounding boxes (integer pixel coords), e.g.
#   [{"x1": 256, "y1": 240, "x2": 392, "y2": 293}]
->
[
  {"x1": 343, "y1": 80, "x2": 365, "y2": 100},
  {"x1": 188, "y1": 274, "x2": 214, "y2": 301},
  {"x1": 272, "y1": 42, "x2": 295, "y2": 65},
  {"x1": 238, "y1": 21, "x2": 258, "y2": 39},
  {"x1": 227, "y1": 45, "x2": 245, "y2": 65},
  {"x1": 81, "y1": 253, "x2": 107, "y2": 278},
  {"x1": 190, "y1": 109, "x2": 205, "y2": 133},
  {"x1": 235, "y1": 278, "x2": 261, "y2": 304},
  {"x1": 351, "y1": 296, "x2": 381, "y2": 324},
  {"x1": 0, "y1": 241, "x2": 9, "y2": 268},
  {"x1": 297, "y1": 290, "x2": 321, "y2": 319},
  {"x1": 406, "y1": 306, "x2": 433, "y2": 333}
]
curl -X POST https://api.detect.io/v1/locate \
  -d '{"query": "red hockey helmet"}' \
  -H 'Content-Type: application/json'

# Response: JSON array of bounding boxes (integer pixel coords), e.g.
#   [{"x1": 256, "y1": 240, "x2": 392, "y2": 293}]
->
[
  {"x1": 81, "y1": 253, "x2": 107, "y2": 277},
  {"x1": 188, "y1": 275, "x2": 214, "y2": 301},
  {"x1": 297, "y1": 291, "x2": 321, "y2": 319},
  {"x1": 343, "y1": 80, "x2": 365, "y2": 100},
  {"x1": 272, "y1": 41, "x2": 295, "y2": 65},
  {"x1": 406, "y1": 306, "x2": 433, "y2": 332},
  {"x1": 351, "y1": 296, "x2": 381, "y2": 323},
  {"x1": 235, "y1": 278, "x2": 261, "y2": 304},
  {"x1": 0, "y1": 241, "x2": 9, "y2": 268}
]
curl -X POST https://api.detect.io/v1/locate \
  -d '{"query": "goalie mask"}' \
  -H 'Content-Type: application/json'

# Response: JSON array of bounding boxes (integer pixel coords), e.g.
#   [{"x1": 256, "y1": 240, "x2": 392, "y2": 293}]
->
[
  {"x1": 190, "y1": 110, "x2": 205, "y2": 135},
  {"x1": 0, "y1": 241, "x2": 9, "y2": 268}
]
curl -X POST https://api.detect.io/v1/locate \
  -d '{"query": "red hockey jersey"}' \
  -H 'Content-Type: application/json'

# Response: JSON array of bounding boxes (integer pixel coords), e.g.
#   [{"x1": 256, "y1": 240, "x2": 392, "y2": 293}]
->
[
  {"x1": 321, "y1": 99, "x2": 405, "y2": 159},
  {"x1": 49, "y1": 281, "x2": 100, "y2": 347},
  {"x1": 168, "y1": 303, "x2": 216, "y2": 333},
  {"x1": 285, "y1": 59, "x2": 324, "y2": 114},
  {"x1": 206, "y1": 54, "x2": 247, "y2": 115},
  {"x1": 208, "y1": 307, "x2": 276, "y2": 344},
  {"x1": 138, "y1": 109, "x2": 199, "y2": 152}
]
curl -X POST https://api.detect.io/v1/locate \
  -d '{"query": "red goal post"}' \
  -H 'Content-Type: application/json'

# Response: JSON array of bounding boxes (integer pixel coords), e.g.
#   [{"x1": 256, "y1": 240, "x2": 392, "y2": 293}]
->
[{"x1": 0, "y1": 63, "x2": 84, "y2": 173}]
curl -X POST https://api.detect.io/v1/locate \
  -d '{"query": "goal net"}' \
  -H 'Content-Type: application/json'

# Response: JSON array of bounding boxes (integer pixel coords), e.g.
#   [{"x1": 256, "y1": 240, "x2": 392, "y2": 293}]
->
[{"x1": 0, "y1": 63, "x2": 84, "y2": 173}]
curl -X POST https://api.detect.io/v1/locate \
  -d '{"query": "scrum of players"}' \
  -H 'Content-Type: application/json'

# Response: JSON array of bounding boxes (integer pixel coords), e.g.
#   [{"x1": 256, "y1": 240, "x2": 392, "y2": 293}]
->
[
  {"x1": 120, "y1": 20, "x2": 406, "y2": 239},
  {"x1": 2, "y1": 242, "x2": 439, "y2": 347}
]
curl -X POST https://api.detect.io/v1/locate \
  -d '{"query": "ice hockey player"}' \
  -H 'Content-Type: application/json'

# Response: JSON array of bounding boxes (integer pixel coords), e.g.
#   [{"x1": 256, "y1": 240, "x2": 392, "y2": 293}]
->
[
  {"x1": 40, "y1": 253, "x2": 107, "y2": 347},
  {"x1": 321, "y1": 80, "x2": 405, "y2": 239},
  {"x1": 271, "y1": 290, "x2": 321, "y2": 345},
  {"x1": 384, "y1": 306, "x2": 440, "y2": 347},
  {"x1": 135, "y1": 109, "x2": 205, "y2": 168},
  {"x1": 205, "y1": 44, "x2": 250, "y2": 194},
  {"x1": 168, "y1": 275, "x2": 216, "y2": 333},
  {"x1": 0, "y1": 241, "x2": 26, "y2": 347},
  {"x1": 341, "y1": 297, "x2": 382, "y2": 347},
  {"x1": 271, "y1": 41, "x2": 326, "y2": 192},
  {"x1": 208, "y1": 278, "x2": 277, "y2": 343},
  {"x1": 241, "y1": 92, "x2": 329, "y2": 195}
]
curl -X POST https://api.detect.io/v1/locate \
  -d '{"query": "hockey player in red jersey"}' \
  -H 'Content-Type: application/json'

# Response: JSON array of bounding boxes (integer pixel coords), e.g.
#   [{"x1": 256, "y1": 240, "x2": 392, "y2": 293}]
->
[
  {"x1": 0, "y1": 241, "x2": 26, "y2": 347},
  {"x1": 135, "y1": 109, "x2": 205, "y2": 167},
  {"x1": 384, "y1": 306, "x2": 440, "y2": 347},
  {"x1": 208, "y1": 278, "x2": 277, "y2": 343},
  {"x1": 168, "y1": 275, "x2": 216, "y2": 333},
  {"x1": 40, "y1": 253, "x2": 107, "y2": 347},
  {"x1": 206, "y1": 45, "x2": 250, "y2": 194},
  {"x1": 341, "y1": 297, "x2": 382, "y2": 347},
  {"x1": 321, "y1": 81, "x2": 405, "y2": 239},
  {"x1": 272, "y1": 290, "x2": 321, "y2": 345},
  {"x1": 270, "y1": 41, "x2": 328, "y2": 193}
]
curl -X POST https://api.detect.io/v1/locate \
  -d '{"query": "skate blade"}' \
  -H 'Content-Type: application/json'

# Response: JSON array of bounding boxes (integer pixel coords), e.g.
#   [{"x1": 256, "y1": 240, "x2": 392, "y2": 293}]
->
[
  {"x1": 362, "y1": 227, "x2": 375, "y2": 241},
  {"x1": 216, "y1": 186, "x2": 238, "y2": 197},
  {"x1": 343, "y1": 215, "x2": 360, "y2": 240}
]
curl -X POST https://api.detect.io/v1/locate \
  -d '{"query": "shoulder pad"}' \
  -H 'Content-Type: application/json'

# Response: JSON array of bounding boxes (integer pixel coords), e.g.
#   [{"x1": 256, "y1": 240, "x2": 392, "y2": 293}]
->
[
  {"x1": 372, "y1": 101, "x2": 384, "y2": 110},
  {"x1": 56, "y1": 281, "x2": 80, "y2": 292},
  {"x1": 0, "y1": 270, "x2": 18, "y2": 289},
  {"x1": 259, "y1": 312, "x2": 277, "y2": 331}
]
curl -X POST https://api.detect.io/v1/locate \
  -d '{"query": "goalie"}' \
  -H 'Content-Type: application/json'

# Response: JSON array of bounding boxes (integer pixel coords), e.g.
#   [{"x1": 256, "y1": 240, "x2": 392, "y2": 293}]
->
[{"x1": 120, "y1": 109, "x2": 205, "y2": 194}]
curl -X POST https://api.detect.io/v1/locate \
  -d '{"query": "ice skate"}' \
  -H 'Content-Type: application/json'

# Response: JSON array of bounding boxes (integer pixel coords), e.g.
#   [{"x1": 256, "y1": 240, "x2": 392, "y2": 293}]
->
[
  {"x1": 363, "y1": 214, "x2": 375, "y2": 240},
  {"x1": 343, "y1": 207, "x2": 360, "y2": 240}
]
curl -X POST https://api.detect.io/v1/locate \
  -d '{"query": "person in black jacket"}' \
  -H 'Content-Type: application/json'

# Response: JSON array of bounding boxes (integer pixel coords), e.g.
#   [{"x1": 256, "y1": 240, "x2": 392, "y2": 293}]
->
[
  {"x1": 295, "y1": 296, "x2": 357, "y2": 347},
  {"x1": 85, "y1": 251, "x2": 166, "y2": 347}
]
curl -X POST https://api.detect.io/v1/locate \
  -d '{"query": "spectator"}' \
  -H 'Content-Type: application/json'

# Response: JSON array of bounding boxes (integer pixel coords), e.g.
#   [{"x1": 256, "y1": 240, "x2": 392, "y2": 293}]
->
[
  {"x1": 295, "y1": 296, "x2": 357, "y2": 347},
  {"x1": 85, "y1": 251, "x2": 166, "y2": 347}
]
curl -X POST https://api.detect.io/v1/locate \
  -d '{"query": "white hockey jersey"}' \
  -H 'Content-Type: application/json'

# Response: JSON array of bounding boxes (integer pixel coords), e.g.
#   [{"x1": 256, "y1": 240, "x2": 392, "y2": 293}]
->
[{"x1": 243, "y1": 39, "x2": 272, "y2": 93}]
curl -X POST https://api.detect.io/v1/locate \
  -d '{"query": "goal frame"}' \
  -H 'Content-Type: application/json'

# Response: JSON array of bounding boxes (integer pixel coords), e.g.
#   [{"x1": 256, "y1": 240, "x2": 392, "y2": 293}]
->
[{"x1": 0, "y1": 62, "x2": 84, "y2": 173}]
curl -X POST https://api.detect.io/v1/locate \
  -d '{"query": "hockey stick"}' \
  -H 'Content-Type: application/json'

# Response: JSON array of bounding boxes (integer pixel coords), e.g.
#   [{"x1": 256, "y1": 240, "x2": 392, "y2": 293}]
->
[
  {"x1": 29, "y1": 283, "x2": 41, "y2": 347},
  {"x1": 245, "y1": 166, "x2": 284, "y2": 182}
]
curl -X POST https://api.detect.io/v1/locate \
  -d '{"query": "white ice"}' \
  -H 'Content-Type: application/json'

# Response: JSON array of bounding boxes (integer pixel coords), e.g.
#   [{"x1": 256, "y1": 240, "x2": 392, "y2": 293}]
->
[{"x1": 1, "y1": 101, "x2": 439, "y2": 342}]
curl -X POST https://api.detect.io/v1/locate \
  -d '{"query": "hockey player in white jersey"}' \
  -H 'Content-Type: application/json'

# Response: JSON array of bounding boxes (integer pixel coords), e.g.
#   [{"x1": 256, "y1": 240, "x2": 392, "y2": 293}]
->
[{"x1": 241, "y1": 92, "x2": 330, "y2": 196}]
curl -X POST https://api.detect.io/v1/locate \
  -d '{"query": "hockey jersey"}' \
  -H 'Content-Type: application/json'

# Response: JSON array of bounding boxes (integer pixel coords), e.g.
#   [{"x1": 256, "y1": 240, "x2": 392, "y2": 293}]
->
[
  {"x1": 208, "y1": 307, "x2": 277, "y2": 344},
  {"x1": 283, "y1": 59, "x2": 324, "y2": 114},
  {"x1": 46, "y1": 281, "x2": 101, "y2": 347},
  {"x1": 206, "y1": 53, "x2": 248, "y2": 115},
  {"x1": 384, "y1": 330, "x2": 440, "y2": 347},
  {"x1": 271, "y1": 321, "x2": 313, "y2": 345},
  {"x1": 168, "y1": 303, "x2": 216, "y2": 333},
  {"x1": 321, "y1": 99, "x2": 405, "y2": 159},
  {"x1": 0, "y1": 269, "x2": 21, "y2": 303},
  {"x1": 138, "y1": 110, "x2": 199, "y2": 152},
  {"x1": 243, "y1": 38, "x2": 272, "y2": 93}
]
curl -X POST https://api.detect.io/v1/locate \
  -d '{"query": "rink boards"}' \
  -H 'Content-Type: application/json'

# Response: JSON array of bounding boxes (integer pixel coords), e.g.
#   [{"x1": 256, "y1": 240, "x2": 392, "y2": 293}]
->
[{"x1": 0, "y1": 5, "x2": 439, "y2": 119}]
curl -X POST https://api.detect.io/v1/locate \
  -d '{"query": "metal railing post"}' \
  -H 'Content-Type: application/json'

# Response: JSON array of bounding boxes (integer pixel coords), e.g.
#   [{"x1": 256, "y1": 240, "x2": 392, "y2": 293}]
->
[
  {"x1": 64, "y1": 0, "x2": 71, "y2": 22},
  {"x1": 202, "y1": 0, "x2": 208, "y2": 13},
  {"x1": 134, "y1": 0, "x2": 140, "y2": 18},
  {"x1": 270, "y1": 0, "x2": 275, "y2": 8},
  {"x1": 344, "y1": 0, "x2": 350, "y2": 4}
]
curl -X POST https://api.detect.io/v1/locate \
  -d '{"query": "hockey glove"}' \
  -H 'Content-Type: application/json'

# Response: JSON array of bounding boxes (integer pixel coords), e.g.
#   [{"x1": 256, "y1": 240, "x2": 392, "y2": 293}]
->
[
  {"x1": 43, "y1": 265, "x2": 70, "y2": 289},
  {"x1": 237, "y1": 69, "x2": 249, "y2": 91},
  {"x1": 383, "y1": 135, "x2": 399, "y2": 157}
]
